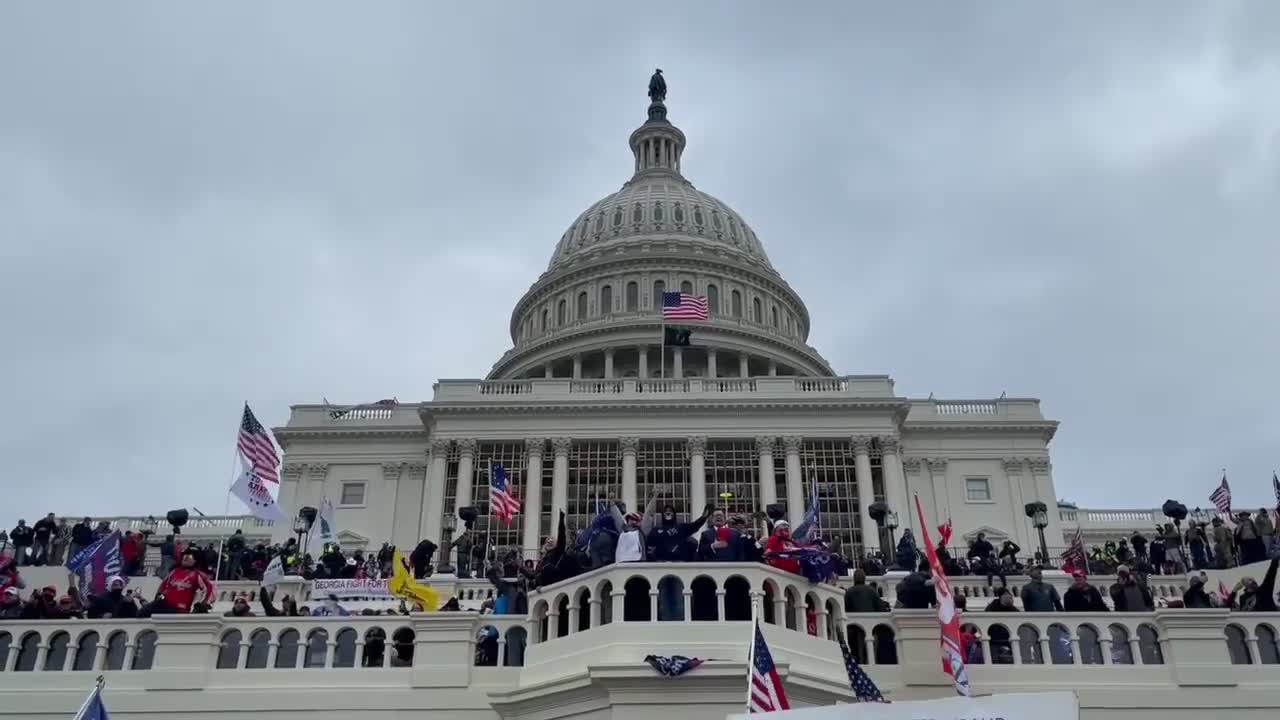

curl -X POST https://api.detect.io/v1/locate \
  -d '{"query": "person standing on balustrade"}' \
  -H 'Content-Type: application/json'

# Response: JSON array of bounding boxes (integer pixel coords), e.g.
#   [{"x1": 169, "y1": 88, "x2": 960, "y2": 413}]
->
[
  {"x1": 1108, "y1": 565, "x2": 1154, "y2": 611},
  {"x1": 698, "y1": 509, "x2": 743, "y2": 562},
  {"x1": 610, "y1": 490, "x2": 658, "y2": 564},
  {"x1": 1020, "y1": 567, "x2": 1063, "y2": 612},
  {"x1": 1063, "y1": 571, "x2": 1108, "y2": 612},
  {"x1": 151, "y1": 548, "x2": 215, "y2": 615}
]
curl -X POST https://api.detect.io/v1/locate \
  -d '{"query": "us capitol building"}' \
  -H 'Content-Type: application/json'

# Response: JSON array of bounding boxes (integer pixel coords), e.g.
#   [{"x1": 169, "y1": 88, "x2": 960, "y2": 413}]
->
[{"x1": 3, "y1": 77, "x2": 1277, "y2": 720}]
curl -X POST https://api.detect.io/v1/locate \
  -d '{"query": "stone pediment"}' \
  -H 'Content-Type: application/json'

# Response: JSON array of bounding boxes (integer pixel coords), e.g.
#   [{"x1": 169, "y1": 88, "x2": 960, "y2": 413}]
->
[{"x1": 961, "y1": 525, "x2": 1009, "y2": 544}]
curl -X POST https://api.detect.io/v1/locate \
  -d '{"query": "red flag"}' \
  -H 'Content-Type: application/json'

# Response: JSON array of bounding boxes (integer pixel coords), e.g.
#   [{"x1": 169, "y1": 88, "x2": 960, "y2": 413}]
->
[
  {"x1": 914, "y1": 495, "x2": 971, "y2": 697},
  {"x1": 937, "y1": 519, "x2": 953, "y2": 548}
]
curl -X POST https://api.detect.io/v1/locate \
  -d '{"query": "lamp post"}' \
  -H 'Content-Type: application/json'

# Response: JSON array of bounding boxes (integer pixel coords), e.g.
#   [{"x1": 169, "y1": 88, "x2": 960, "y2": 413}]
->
[
  {"x1": 885, "y1": 511, "x2": 900, "y2": 550},
  {"x1": 868, "y1": 502, "x2": 889, "y2": 562},
  {"x1": 438, "y1": 516, "x2": 457, "y2": 575},
  {"x1": 292, "y1": 514, "x2": 308, "y2": 551},
  {"x1": 1024, "y1": 502, "x2": 1049, "y2": 567}
]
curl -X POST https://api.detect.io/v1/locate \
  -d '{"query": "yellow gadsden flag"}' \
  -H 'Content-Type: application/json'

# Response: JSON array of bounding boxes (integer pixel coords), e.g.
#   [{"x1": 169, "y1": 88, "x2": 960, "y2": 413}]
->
[{"x1": 388, "y1": 548, "x2": 439, "y2": 612}]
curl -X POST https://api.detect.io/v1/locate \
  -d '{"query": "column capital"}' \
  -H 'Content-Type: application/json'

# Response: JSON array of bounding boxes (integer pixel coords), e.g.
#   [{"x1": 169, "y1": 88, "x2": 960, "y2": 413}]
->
[
  {"x1": 551, "y1": 437, "x2": 572, "y2": 456},
  {"x1": 781, "y1": 436, "x2": 803, "y2": 454},
  {"x1": 755, "y1": 436, "x2": 776, "y2": 454},
  {"x1": 850, "y1": 435, "x2": 873, "y2": 454},
  {"x1": 429, "y1": 438, "x2": 451, "y2": 456},
  {"x1": 902, "y1": 457, "x2": 923, "y2": 473},
  {"x1": 525, "y1": 438, "x2": 546, "y2": 458},
  {"x1": 878, "y1": 435, "x2": 901, "y2": 453},
  {"x1": 1027, "y1": 457, "x2": 1051, "y2": 473},
  {"x1": 283, "y1": 464, "x2": 306, "y2": 482},
  {"x1": 925, "y1": 457, "x2": 948, "y2": 474},
  {"x1": 1002, "y1": 457, "x2": 1027, "y2": 474},
  {"x1": 456, "y1": 438, "x2": 477, "y2": 458},
  {"x1": 686, "y1": 436, "x2": 706, "y2": 455},
  {"x1": 619, "y1": 436, "x2": 639, "y2": 454},
  {"x1": 306, "y1": 464, "x2": 329, "y2": 482},
  {"x1": 405, "y1": 463, "x2": 428, "y2": 478},
  {"x1": 382, "y1": 463, "x2": 403, "y2": 482}
]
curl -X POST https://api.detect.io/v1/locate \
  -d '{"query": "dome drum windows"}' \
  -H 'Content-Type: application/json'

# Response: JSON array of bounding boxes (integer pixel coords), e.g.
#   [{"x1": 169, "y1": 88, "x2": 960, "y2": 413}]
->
[
  {"x1": 576, "y1": 291, "x2": 589, "y2": 321},
  {"x1": 673, "y1": 203, "x2": 685, "y2": 225},
  {"x1": 652, "y1": 280, "x2": 665, "y2": 308},
  {"x1": 632, "y1": 203, "x2": 644, "y2": 225},
  {"x1": 653, "y1": 201, "x2": 664, "y2": 224},
  {"x1": 600, "y1": 285, "x2": 613, "y2": 315},
  {"x1": 625, "y1": 282, "x2": 639, "y2": 311}
]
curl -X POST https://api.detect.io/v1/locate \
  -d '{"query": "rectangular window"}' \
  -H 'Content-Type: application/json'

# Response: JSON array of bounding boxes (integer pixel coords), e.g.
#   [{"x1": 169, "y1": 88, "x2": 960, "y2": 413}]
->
[
  {"x1": 965, "y1": 477, "x2": 992, "y2": 503},
  {"x1": 340, "y1": 481, "x2": 366, "y2": 506}
]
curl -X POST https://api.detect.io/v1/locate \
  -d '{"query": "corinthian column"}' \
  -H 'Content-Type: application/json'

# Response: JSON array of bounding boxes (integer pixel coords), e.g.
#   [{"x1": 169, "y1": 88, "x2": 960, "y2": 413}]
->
[
  {"x1": 756, "y1": 436, "x2": 778, "y2": 508},
  {"x1": 620, "y1": 437, "x2": 639, "y2": 511},
  {"x1": 688, "y1": 436, "x2": 707, "y2": 512},
  {"x1": 453, "y1": 439, "x2": 477, "y2": 518},
  {"x1": 851, "y1": 435, "x2": 876, "y2": 556},
  {"x1": 522, "y1": 439, "x2": 545, "y2": 556},
  {"x1": 880, "y1": 436, "x2": 909, "y2": 535},
  {"x1": 782, "y1": 436, "x2": 804, "y2": 525},
  {"x1": 550, "y1": 438, "x2": 571, "y2": 520},
  {"x1": 422, "y1": 439, "x2": 450, "y2": 547}
]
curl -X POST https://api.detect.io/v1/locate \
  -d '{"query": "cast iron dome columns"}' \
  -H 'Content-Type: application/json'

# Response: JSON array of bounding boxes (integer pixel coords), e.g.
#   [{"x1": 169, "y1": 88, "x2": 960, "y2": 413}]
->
[{"x1": 430, "y1": 434, "x2": 912, "y2": 559}]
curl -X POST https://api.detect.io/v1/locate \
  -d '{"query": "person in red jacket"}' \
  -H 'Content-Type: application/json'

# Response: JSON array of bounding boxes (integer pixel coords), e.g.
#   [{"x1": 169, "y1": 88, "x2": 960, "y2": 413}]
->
[
  {"x1": 763, "y1": 521, "x2": 802, "y2": 576},
  {"x1": 153, "y1": 549, "x2": 215, "y2": 614}
]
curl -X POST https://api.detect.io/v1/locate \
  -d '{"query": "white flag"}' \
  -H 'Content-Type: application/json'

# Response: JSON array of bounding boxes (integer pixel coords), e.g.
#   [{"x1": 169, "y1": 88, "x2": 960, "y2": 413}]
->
[
  {"x1": 261, "y1": 555, "x2": 284, "y2": 587},
  {"x1": 309, "y1": 497, "x2": 340, "y2": 556},
  {"x1": 230, "y1": 460, "x2": 286, "y2": 522}
]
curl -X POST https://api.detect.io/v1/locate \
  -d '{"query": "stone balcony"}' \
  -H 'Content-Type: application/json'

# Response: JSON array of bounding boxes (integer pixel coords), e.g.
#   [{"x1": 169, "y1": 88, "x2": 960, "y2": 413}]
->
[{"x1": 0, "y1": 563, "x2": 1277, "y2": 718}]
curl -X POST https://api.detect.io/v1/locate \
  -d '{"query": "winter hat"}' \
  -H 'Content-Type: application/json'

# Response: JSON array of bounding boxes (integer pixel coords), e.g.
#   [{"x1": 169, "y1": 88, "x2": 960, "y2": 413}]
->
[
  {"x1": 773, "y1": 520, "x2": 791, "y2": 530},
  {"x1": 108, "y1": 575, "x2": 126, "y2": 589},
  {"x1": 625, "y1": 512, "x2": 642, "y2": 524}
]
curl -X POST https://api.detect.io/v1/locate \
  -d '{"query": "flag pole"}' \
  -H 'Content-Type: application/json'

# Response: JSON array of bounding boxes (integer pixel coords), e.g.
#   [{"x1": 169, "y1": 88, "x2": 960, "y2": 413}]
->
[
  {"x1": 215, "y1": 437, "x2": 241, "y2": 582},
  {"x1": 745, "y1": 596, "x2": 758, "y2": 714},
  {"x1": 660, "y1": 312, "x2": 666, "y2": 380}
]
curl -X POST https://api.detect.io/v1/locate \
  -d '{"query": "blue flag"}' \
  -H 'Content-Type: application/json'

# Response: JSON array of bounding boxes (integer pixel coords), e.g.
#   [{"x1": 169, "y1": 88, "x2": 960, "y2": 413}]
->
[
  {"x1": 644, "y1": 654, "x2": 704, "y2": 677},
  {"x1": 794, "y1": 476, "x2": 820, "y2": 543},
  {"x1": 575, "y1": 499, "x2": 614, "y2": 551},
  {"x1": 66, "y1": 530, "x2": 122, "y2": 596},
  {"x1": 73, "y1": 683, "x2": 110, "y2": 720}
]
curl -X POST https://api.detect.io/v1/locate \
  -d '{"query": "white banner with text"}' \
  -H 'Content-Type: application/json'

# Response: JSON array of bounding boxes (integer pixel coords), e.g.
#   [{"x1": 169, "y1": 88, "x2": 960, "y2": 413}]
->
[{"x1": 311, "y1": 578, "x2": 393, "y2": 599}]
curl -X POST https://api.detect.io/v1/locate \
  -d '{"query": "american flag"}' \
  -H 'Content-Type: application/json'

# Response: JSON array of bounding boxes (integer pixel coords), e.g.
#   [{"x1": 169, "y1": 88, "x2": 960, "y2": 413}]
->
[
  {"x1": 749, "y1": 622, "x2": 789, "y2": 713},
  {"x1": 838, "y1": 633, "x2": 885, "y2": 702},
  {"x1": 489, "y1": 463, "x2": 520, "y2": 525},
  {"x1": 1060, "y1": 525, "x2": 1085, "y2": 574},
  {"x1": 237, "y1": 404, "x2": 280, "y2": 484},
  {"x1": 1210, "y1": 473, "x2": 1232, "y2": 513},
  {"x1": 662, "y1": 291, "x2": 708, "y2": 321}
]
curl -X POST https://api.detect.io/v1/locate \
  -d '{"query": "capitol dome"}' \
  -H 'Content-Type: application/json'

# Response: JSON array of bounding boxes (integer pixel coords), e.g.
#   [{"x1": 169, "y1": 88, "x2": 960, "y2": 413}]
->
[{"x1": 489, "y1": 82, "x2": 834, "y2": 380}]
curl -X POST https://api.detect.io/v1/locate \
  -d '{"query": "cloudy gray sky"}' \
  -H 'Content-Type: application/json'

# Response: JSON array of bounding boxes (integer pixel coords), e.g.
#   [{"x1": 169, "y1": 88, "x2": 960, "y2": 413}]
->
[{"x1": 2, "y1": 2, "x2": 1277, "y2": 523}]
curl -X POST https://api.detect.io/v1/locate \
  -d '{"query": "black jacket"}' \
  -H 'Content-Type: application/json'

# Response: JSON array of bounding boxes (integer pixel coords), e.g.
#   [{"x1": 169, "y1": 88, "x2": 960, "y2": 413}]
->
[
  {"x1": 844, "y1": 583, "x2": 887, "y2": 613},
  {"x1": 896, "y1": 572, "x2": 936, "y2": 609},
  {"x1": 9, "y1": 526, "x2": 32, "y2": 547},
  {"x1": 71, "y1": 523, "x2": 94, "y2": 546},
  {"x1": 1063, "y1": 584, "x2": 1108, "y2": 612},
  {"x1": 649, "y1": 508, "x2": 710, "y2": 561},
  {"x1": 698, "y1": 526, "x2": 743, "y2": 561}
]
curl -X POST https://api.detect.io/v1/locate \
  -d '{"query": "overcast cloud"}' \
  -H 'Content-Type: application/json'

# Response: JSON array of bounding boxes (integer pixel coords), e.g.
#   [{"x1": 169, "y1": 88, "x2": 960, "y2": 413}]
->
[{"x1": 2, "y1": 2, "x2": 1278, "y2": 523}]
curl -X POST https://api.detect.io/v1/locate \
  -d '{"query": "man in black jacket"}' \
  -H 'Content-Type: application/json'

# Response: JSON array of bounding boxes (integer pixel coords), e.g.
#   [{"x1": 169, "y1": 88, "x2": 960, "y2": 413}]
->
[
  {"x1": 31, "y1": 514, "x2": 57, "y2": 566},
  {"x1": 1109, "y1": 565, "x2": 1154, "y2": 611},
  {"x1": 698, "y1": 509, "x2": 742, "y2": 561},
  {"x1": 9, "y1": 521, "x2": 33, "y2": 566},
  {"x1": 1063, "y1": 571, "x2": 1108, "y2": 611},
  {"x1": 69, "y1": 518, "x2": 94, "y2": 563}
]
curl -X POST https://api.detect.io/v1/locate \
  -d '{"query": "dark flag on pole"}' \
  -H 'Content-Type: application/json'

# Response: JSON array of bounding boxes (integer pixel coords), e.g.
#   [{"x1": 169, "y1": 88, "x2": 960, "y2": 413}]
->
[{"x1": 644, "y1": 654, "x2": 704, "y2": 677}]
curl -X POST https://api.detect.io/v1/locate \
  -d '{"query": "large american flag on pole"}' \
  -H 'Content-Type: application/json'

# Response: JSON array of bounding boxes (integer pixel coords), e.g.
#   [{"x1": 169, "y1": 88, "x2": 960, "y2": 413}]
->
[
  {"x1": 238, "y1": 404, "x2": 280, "y2": 484},
  {"x1": 662, "y1": 291, "x2": 709, "y2": 321},
  {"x1": 1060, "y1": 525, "x2": 1086, "y2": 574},
  {"x1": 1210, "y1": 473, "x2": 1232, "y2": 514},
  {"x1": 489, "y1": 463, "x2": 520, "y2": 526},
  {"x1": 748, "y1": 621, "x2": 789, "y2": 713}
]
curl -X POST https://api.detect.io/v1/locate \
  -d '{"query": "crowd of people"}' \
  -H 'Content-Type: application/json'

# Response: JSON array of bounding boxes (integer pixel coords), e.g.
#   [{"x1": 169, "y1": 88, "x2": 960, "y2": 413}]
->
[{"x1": 4, "y1": 500, "x2": 1279, "y2": 627}]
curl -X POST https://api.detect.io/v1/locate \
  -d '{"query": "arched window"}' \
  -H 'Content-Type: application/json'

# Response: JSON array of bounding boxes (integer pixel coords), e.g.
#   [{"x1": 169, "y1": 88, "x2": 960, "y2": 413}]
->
[
  {"x1": 1257, "y1": 624, "x2": 1280, "y2": 664},
  {"x1": 771, "y1": 306, "x2": 778, "y2": 328},
  {"x1": 600, "y1": 285, "x2": 613, "y2": 315},
  {"x1": 1017, "y1": 624, "x2": 1043, "y2": 664},
  {"x1": 752, "y1": 298, "x2": 762, "y2": 323},
  {"x1": 334, "y1": 628, "x2": 358, "y2": 668},
  {"x1": 217, "y1": 630, "x2": 242, "y2": 669},
  {"x1": 391, "y1": 627, "x2": 415, "y2": 667},
  {"x1": 1108, "y1": 624, "x2": 1134, "y2": 664},
  {"x1": 731, "y1": 290, "x2": 742, "y2": 318},
  {"x1": 576, "y1": 291, "x2": 588, "y2": 320},
  {"x1": 275, "y1": 629, "x2": 300, "y2": 669},
  {"x1": 706, "y1": 284, "x2": 719, "y2": 316},
  {"x1": 45, "y1": 632, "x2": 71, "y2": 671},
  {"x1": 653, "y1": 280, "x2": 666, "y2": 308},
  {"x1": 505, "y1": 627, "x2": 527, "y2": 667},
  {"x1": 104, "y1": 631, "x2": 128, "y2": 671},
  {"x1": 987, "y1": 624, "x2": 1014, "y2": 664},
  {"x1": 626, "y1": 281, "x2": 639, "y2": 311},
  {"x1": 131, "y1": 631, "x2": 157, "y2": 670},
  {"x1": 304, "y1": 628, "x2": 329, "y2": 668},
  {"x1": 246, "y1": 629, "x2": 271, "y2": 669},
  {"x1": 1047, "y1": 624, "x2": 1073, "y2": 664},
  {"x1": 73, "y1": 632, "x2": 100, "y2": 672},
  {"x1": 1077, "y1": 624, "x2": 1103, "y2": 665},
  {"x1": 624, "y1": 577, "x2": 652, "y2": 622},
  {"x1": 540, "y1": 308, "x2": 548, "y2": 332},
  {"x1": 1226, "y1": 624, "x2": 1252, "y2": 664},
  {"x1": 680, "y1": 280, "x2": 693, "y2": 295},
  {"x1": 1137, "y1": 624, "x2": 1164, "y2": 664},
  {"x1": 15, "y1": 632, "x2": 39, "y2": 671},
  {"x1": 556, "y1": 299, "x2": 566, "y2": 326}
]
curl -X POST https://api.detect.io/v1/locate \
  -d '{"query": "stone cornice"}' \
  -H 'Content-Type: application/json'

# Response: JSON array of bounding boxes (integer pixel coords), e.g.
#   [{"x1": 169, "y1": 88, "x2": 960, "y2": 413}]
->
[
  {"x1": 423, "y1": 397, "x2": 907, "y2": 418},
  {"x1": 904, "y1": 420, "x2": 1058, "y2": 441}
]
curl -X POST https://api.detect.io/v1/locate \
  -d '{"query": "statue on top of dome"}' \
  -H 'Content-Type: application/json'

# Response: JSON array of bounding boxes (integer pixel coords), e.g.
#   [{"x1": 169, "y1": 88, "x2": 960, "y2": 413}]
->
[{"x1": 648, "y1": 68, "x2": 666, "y2": 103}]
